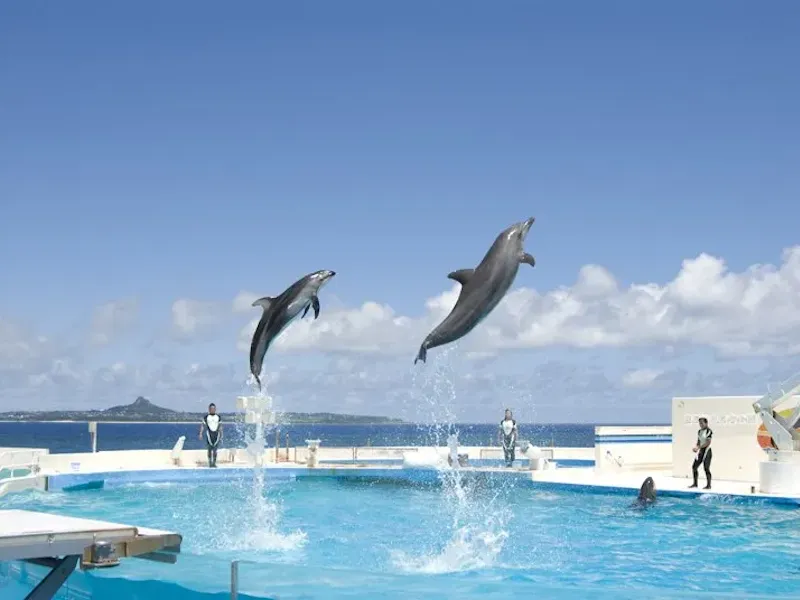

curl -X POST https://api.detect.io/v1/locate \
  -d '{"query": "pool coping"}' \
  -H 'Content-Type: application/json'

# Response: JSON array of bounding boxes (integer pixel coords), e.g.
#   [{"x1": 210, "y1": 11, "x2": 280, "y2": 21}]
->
[
  {"x1": 43, "y1": 465, "x2": 800, "y2": 506},
  {"x1": 48, "y1": 465, "x2": 532, "y2": 491}
]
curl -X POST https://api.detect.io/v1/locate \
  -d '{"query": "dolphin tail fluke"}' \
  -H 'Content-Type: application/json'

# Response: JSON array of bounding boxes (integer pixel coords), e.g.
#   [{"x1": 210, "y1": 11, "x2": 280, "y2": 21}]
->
[
  {"x1": 254, "y1": 373, "x2": 262, "y2": 390},
  {"x1": 414, "y1": 345, "x2": 427, "y2": 364}
]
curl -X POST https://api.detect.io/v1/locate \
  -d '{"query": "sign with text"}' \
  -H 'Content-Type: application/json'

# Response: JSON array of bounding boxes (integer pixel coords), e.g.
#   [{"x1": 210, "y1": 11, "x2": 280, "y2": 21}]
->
[{"x1": 683, "y1": 413, "x2": 758, "y2": 427}]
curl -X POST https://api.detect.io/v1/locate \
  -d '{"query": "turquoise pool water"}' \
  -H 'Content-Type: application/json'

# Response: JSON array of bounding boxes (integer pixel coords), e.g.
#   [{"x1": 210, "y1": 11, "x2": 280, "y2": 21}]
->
[{"x1": 2, "y1": 472, "x2": 799, "y2": 599}]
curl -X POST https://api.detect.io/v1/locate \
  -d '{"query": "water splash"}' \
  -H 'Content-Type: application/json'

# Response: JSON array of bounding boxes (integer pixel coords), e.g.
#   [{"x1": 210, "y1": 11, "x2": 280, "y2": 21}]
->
[
  {"x1": 391, "y1": 455, "x2": 513, "y2": 573},
  {"x1": 391, "y1": 523, "x2": 509, "y2": 574},
  {"x1": 227, "y1": 380, "x2": 307, "y2": 553},
  {"x1": 242, "y1": 377, "x2": 275, "y2": 467},
  {"x1": 410, "y1": 344, "x2": 460, "y2": 439},
  {"x1": 395, "y1": 346, "x2": 512, "y2": 573},
  {"x1": 213, "y1": 478, "x2": 307, "y2": 553}
]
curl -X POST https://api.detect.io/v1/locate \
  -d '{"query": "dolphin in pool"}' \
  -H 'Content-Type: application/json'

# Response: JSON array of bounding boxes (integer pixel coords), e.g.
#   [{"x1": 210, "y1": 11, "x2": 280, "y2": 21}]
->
[
  {"x1": 249, "y1": 269, "x2": 336, "y2": 389},
  {"x1": 633, "y1": 476, "x2": 657, "y2": 507},
  {"x1": 414, "y1": 217, "x2": 536, "y2": 364}
]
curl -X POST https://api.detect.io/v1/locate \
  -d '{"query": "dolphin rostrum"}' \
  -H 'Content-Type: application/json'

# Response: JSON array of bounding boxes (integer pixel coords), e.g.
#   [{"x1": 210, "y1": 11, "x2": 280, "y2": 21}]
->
[
  {"x1": 249, "y1": 269, "x2": 336, "y2": 389},
  {"x1": 414, "y1": 217, "x2": 535, "y2": 364}
]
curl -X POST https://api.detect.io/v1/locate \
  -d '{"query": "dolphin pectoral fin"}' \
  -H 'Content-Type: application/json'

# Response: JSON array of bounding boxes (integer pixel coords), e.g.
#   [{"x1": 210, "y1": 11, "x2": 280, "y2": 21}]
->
[
  {"x1": 520, "y1": 253, "x2": 536, "y2": 267},
  {"x1": 312, "y1": 296, "x2": 320, "y2": 319},
  {"x1": 302, "y1": 304, "x2": 310, "y2": 318},
  {"x1": 252, "y1": 296, "x2": 274, "y2": 311},
  {"x1": 447, "y1": 269, "x2": 475, "y2": 286}
]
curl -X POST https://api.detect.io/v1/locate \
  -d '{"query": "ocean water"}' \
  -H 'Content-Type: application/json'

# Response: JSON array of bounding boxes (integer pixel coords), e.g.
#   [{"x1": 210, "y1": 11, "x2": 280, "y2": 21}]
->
[
  {"x1": 2, "y1": 476, "x2": 798, "y2": 599},
  {"x1": 0, "y1": 421, "x2": 597, "y2": 453}
]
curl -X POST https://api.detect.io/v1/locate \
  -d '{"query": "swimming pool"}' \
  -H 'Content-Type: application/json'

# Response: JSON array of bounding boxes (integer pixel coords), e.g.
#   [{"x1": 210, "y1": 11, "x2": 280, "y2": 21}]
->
[{"x1": 2, "y1": 472, "x2": 798, "y2": 599}]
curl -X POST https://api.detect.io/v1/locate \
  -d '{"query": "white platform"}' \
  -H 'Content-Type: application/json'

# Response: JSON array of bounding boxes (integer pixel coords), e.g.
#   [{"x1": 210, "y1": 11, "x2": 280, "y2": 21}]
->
[
  {"x1": 0, "y1": 509, "x2": 182, "y2": 562},
  {"x1": 529, "y1": 466, "x2": 800, "y2": 503},
  {"x1": 759, "y1": 451, "x2": 800, "y2": 495}
]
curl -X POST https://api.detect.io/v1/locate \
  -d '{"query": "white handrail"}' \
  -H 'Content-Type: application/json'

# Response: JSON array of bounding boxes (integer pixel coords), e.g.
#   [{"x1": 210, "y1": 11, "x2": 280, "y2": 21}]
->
[
  {"x1": 605, "y1": 450, "x2": 624, "y2": 467},
  {"x1": 0, "y1": 450, "x2": 40, "y2": 482}
]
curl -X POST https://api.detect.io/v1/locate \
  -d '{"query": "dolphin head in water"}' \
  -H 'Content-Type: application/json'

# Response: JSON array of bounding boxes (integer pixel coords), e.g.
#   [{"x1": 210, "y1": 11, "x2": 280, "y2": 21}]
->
[{"x1": 637, "y1": 476, "x2": 657, "y2": 503}]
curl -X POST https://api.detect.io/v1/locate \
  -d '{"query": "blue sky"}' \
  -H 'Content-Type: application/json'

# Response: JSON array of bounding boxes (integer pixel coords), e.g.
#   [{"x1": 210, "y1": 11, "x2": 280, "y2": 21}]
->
[{"x1": 1, "y1": 2, "x2": 799, "y2": 422}]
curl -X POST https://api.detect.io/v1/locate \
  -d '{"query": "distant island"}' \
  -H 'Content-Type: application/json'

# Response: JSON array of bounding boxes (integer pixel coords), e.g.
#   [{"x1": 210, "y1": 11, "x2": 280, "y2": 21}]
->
[{"x1": 0, "y1": 396, "x2": 406, "y2": 425}]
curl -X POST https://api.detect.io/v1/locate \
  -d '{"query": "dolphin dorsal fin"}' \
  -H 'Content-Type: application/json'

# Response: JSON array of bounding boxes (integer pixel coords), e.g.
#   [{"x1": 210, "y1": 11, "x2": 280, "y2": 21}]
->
[
  {"x1": 447, "y1": 269, "x2": 474, "y2": 286},
  {"x1": 252, "y1": 296, "x2": 274, "y2": 311}
]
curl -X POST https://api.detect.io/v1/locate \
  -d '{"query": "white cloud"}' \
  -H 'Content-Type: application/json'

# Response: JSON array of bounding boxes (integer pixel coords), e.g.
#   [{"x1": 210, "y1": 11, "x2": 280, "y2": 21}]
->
[
  {"x1": 0, "y1": 318, "x2": 76, "y2": 391},
  {"x1": 234, "y1": 246, "x2": 800, "y2": 360},
  {"x1": 89, "y1": 298, "x2": 139, "y2": 345},
  {"x1": 232, "y1": 291, "x2": 260, "y2": 314},
  {"x1": 171, "y1": 299, "x2": 225, "y2": 340},
  {"x1": 621, "y1": 368, "x2": 664, "y2": 389},
  {"x1": 0, "y1": 318, "x2": 50, "y2": 368},
  {"x1": 3, "y1": 247, "x2": 800, "y2": 421}
]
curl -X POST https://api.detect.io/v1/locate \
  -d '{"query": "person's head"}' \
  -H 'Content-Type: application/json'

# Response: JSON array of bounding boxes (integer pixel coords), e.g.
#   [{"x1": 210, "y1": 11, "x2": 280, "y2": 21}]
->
[
  {"x1": 209, "y1": 403, "x2": 216, "y2": 415},
  {"x1": 698, "y1": 417, "x2": 708, "y2": 428},
  {"x1": 504, "y1": 408, "x2": 512, "y2": 420}
]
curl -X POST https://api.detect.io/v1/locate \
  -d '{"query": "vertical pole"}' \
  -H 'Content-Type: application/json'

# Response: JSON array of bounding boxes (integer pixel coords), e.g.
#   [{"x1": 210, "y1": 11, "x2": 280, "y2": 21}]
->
[
  {"x1": 285, "y1": 433, "x2": 289, "y2": 462},
  {"x1": 88, "y1": 422, "x2": 98, "y2": 453},
  {"x1": 230, "y1": 560, "x2": 239, "y2": 600}
]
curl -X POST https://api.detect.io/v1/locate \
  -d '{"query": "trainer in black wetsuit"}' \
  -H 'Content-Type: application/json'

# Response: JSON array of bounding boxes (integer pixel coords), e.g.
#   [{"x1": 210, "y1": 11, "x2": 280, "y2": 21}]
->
[
  {"x1": 689, "y1": 417, "x2": 712, "y2": 490},
  {"x1": 498, "y1": 409, "x2": 518, "y2": 467},
  {"x1": 199, "y1": 403, "x2": 222, "y2": 468}
]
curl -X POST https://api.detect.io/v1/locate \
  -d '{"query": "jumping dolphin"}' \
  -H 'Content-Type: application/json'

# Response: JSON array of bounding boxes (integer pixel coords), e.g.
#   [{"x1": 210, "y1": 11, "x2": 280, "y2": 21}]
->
[
  {"x1": 249, "y1": 269, "x2": 336, "y2": 389},
  {"x1": 414, "y1": 217, "x2": 535, "y2": 364}
]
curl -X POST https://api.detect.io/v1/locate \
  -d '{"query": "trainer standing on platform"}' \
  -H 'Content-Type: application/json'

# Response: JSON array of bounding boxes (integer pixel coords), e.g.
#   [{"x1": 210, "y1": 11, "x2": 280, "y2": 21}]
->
[
  {"x1": 199, "y1": 403, "x2": 222, "y2": 468},
  {"x1": 690, "y1": 417, "x2": 712, "y2": 489},
  {"x1": 498, "y1": 408, "x2": 518, "y2": 467}
]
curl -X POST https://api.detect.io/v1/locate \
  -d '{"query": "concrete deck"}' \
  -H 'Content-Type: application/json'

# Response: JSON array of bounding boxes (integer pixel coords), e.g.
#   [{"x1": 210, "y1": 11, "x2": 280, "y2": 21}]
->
[{"x1": 529, "y1": 466, "x2": 800, "y2": 505}]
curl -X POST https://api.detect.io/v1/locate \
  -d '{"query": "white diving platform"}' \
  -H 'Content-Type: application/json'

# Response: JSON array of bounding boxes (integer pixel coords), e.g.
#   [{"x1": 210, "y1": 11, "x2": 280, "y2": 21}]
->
[{"x1": 0, "y1": 509, "x2": 182, "y2": 600}]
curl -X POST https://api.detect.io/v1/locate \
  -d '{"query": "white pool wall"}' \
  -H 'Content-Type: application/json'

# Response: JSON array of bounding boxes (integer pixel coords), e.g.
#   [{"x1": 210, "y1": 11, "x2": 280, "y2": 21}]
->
[
  {"x1": 594, "y1": 426, "x2": 673, "y2": 474},
  {"x1": 30, "y1": 445, "x2": 594, "y2": 474}
]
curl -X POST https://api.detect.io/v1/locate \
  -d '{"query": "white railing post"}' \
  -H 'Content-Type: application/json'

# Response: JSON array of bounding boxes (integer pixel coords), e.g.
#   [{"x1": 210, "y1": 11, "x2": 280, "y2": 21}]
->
[{"x1": 88, "y1": 422, "x2": 98, "y2": 453}]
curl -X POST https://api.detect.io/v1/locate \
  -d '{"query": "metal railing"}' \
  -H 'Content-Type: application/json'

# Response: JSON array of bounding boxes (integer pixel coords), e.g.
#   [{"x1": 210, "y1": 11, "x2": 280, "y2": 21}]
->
[
  {"x1": 605, "y1": 450, "x2": 624, "y2": 467},
  {"x1": 231, "y1": 560, "x2": 239, "y2": 600},
  {"x1": 230, "y1": 559, "x2": 265, "y2": 599},
  {"x1": 479, "y1": 445, "x2": 555, "y2": 460},
  {"x1": 0, "y1": 450, "x2": 41, "y2": 482}
]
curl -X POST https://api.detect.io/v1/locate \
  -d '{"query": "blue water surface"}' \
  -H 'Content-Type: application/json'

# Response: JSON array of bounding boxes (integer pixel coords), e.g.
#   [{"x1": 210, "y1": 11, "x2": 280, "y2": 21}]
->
[
  {"x1": 2, "y1": 472, "x2": 798, "y2": 599},
  {"x1": 0, "y1": 421, "x2": 598, "y2": 453}
]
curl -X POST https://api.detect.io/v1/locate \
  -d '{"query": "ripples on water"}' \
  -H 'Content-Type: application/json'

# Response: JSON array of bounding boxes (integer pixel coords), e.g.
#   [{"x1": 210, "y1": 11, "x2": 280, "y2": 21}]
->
[{"x1": 3, "y1": 477, "x2": 800, "y2": 598}]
